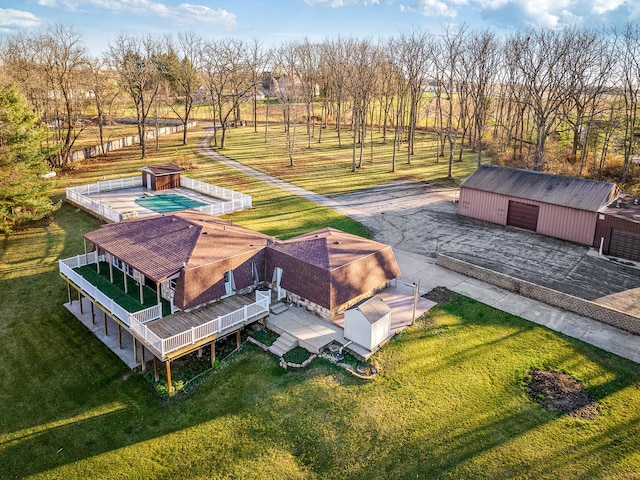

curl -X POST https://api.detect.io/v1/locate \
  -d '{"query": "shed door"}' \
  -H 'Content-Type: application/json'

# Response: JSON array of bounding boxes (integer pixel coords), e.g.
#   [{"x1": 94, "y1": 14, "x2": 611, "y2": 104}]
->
[
  {"x1": 507, "y1": 201, "x2": 539, "y2": 231},
  {"x1": 609, "y1": 229, "x2": 640, "y2": 261},
  {"x1": 146, "y1": 173, "x2": 152, "y2": 190}
]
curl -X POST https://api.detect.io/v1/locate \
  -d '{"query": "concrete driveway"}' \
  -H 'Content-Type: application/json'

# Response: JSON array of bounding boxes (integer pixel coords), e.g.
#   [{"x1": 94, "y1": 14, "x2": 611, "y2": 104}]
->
[{"x1": 334, "y1": 180, "x2": 640, "y2": 301}]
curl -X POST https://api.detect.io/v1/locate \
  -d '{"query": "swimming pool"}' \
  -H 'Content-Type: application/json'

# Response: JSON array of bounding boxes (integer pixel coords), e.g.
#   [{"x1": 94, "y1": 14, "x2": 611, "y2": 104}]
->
[{"x1": 135, "y1": 193, "x2": 207, "y2": 213}]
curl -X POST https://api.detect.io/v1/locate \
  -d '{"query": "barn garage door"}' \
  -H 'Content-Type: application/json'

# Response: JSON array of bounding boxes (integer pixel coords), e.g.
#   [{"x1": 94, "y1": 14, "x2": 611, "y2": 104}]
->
[
  {"x1": 507, "y1": 201, "x2": 539, "y2": 231},
  {"x1": 609, "y1": 229, "x2": 640, "y2": 261}
]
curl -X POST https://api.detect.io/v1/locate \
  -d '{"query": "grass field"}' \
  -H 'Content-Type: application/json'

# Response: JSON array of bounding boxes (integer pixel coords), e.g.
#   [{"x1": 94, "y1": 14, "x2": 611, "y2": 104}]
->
[
  {"x1": 1, "y1": 123, "x2": 639, "y2": 478},
  {"x1": 215, "y1": 123, "x2": 480, "y2": 197},
  {"x1": 2, "y1": 215, "x2": 639, "y2": 479},
  {"x1": 55, "y1": 125, "x2": 368, "y2": 239}
]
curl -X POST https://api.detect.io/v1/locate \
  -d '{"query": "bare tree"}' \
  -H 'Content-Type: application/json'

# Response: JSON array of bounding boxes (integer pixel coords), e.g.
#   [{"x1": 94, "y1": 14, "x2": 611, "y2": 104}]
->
[
  {"x1": 433, "y1": 27, "x2": 466, "y2": 179},
  {"x1": 86, "y1": 56, "x2": 118, "y2": 156},
  {"x1": 342, "y1": 38, "x2": 377, "y2": 172},
  {"x1": 505, "y1": 29, "x2": 573, "y2": 171},
  {"x1": 35, "y1": 25, "x2": 88, "y2": 168},
  {"x1": 201, "y1": 39, "x2": 251, "y2": 149},
  {"x1": 392, "y1": 31, "x2": 433, "y2": 164},
  {"x1": 563, "y1": 29, "x2": 614, "y2": 176},
  {"x1": 246, "y1": 40, "x2": 271, "y2": 133},
  {"x1": 109, "y1": 33, "x2": 161, "y2": 159},
  {"x1": 460, "y1": 29, "x2": 500, "y2": 167},
  {"x1": 617, "y1": 24, "x2": 640, "y2": 183},
  {"x1": 159, "y1": 32, "x2": 202, "y2": 145},
  {"x1": 274, "y1": 42, "x2": 303, "y2": 166}
]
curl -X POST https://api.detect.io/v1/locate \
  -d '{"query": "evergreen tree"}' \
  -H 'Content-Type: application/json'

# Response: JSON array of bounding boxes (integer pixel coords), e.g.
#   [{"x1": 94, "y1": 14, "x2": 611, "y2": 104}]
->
[{"x1": 0, "y1": 84, "x2": 59, "y2": 233}]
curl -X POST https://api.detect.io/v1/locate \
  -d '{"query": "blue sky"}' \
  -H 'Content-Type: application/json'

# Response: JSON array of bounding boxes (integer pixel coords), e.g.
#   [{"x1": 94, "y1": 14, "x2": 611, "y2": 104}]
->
[{"x1": 0, "y1": 0, "x2": 637, "y2": 54}]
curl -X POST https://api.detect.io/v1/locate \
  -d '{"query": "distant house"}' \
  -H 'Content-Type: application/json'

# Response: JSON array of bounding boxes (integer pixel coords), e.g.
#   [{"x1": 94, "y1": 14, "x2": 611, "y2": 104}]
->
[
  {"x1": 267, "y1": 228, "x2": 401, "y2": 319},
  {"x1": 458, "y1": 165, "x2": 618, "y2": 246}
]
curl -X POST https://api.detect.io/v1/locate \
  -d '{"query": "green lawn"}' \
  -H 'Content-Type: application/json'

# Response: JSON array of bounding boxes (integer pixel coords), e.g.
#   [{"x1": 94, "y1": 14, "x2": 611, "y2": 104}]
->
[
  {"x1": 54, "y1": 125, "x2": 369, "y2": 240},
  {"x1": 1, "y1": 212, "x2": 639, "y2": 478},
  {"x1": 1, "y1": 123, "x2": 639, "y2": 478},
  {"x1": 216, "y1": 126, "x2": 481, "y2": 197}
]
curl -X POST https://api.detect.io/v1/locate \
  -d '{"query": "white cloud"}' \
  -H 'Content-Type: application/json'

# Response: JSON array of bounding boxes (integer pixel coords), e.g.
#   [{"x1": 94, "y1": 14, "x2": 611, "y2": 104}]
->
[
  {"x1": 39, "y1": 0, "x2": 238, "y2": 28},
  {"x1": 591, "y1": 0, "x2": 624, "y2": 14},
  {"x1": 0, "y1": 8, "x2": 41, "y2": 28},
  {"x1": 402, "y1": 0, "x2": 460, "y2": 17},
  {"x1": 303, "y1": 0, "x2": 380, "y2": 6}
]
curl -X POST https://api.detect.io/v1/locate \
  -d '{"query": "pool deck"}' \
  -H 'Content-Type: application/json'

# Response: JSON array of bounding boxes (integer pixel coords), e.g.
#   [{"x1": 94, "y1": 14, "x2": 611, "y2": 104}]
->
[{"x1": 85, "y1": 187, "x2": 226, "y2": 219}]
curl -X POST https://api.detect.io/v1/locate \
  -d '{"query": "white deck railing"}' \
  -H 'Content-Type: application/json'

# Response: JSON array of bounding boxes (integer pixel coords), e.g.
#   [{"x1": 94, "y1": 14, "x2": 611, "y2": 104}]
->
[
  {"x1": 59, "y1": 254, "x2": 163, "y2": 327},
  {"x1": 61, "y1": 253, "x2": 271, "y2": 358},
  {"x1": 127, "y1": 295, "x2": 270, "y2": 357}
]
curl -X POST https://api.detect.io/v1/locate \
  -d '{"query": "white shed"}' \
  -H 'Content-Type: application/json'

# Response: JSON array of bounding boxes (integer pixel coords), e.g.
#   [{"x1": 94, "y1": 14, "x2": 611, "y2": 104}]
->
[{"x1": 344, "y1": 295, "x2": 391, "y2": 352}]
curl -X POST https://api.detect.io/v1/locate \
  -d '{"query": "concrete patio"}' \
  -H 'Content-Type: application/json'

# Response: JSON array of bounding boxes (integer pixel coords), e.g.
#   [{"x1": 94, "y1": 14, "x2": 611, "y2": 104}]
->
[
  {"x1": 84, "y1": 186, "x2": 227, "y2": 219},
  {"x1": 266, "y1": 283, "x2": 436, "y2": 359}
]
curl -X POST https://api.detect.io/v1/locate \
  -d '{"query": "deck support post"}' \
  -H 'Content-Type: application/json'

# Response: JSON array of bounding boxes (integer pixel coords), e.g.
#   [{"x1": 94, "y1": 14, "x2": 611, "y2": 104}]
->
[
  {"x1": 123, "y1": 268, "x2": 128, "y2": 294},
  {"x1": 156, "y1": 283, "x2": 161, "y2": 305},
  {"x1": 133, "y1": 338, "x2": 138, "y2": 362},
  {"x1": 197, "y1": 348, "x2": 202, "y2": 358},
  {"x1": 153, "y1": 357, "x2": 159, "y2": 382},
  {"x1": 83, "y1": 238, "x2": 87, "y2": 256},
  {"x1": 67, "y1": 282, "x2": 71, "y2": 304},
  {"x1": 103, "y1": 311, "x2": 108, "y2": 336},
  {"x1": 139, "y1": 280, "x2": 144, "y2": 305},
  {"x1": 90, "y1": 301, "x2": 95, "y2": 324},
  {"x1": 141, "y1": 346, "x2": 146, "y2": 371},
  {"x1": 118, "y1": 324, "x2": 122, "y2": 349},
  {"x1": 166, "y1": 361, "x2": 173, "y2": 395},
  {"x1": 236, "y1": 329, "x2": 241, "y2": 348},
  {"x1": 211, "y1": 342, "x2": 216, "y2": 366},
  {"x1": 109, "y1": 261, "x2": 113, "y2": 283},
  {"x1": 96, "y1": 254, "x2": 100, "y2": 275}
]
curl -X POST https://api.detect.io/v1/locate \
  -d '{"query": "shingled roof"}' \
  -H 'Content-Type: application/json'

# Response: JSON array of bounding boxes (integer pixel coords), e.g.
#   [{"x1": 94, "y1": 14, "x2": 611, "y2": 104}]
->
[
  {"x1": 140, "y1": 163, "x2": 182, "y2": 176},
  {"x1": 84, "y1": 211, "x2": 272, "y2": 283},
  {"x1": 460, "y1": 165, "x2": 617, "y2": 212},
  {"x1": 352, "y1": 295, "x2": 390, "y2": 324},
  {"x1": 267, "y1": 228, "x2": 400, "y2": 312}
]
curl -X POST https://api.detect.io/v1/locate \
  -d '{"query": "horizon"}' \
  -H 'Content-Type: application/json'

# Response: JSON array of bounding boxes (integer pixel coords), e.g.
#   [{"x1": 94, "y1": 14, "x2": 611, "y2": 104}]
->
[{"x1": 1, "y1": 0, "x2": 637, "y2": 55}]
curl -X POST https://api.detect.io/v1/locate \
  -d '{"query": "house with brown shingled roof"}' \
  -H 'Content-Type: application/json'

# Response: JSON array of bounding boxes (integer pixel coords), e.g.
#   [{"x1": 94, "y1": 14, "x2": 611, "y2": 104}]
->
[
  {"x1": 83, "y1": 215, "x2": 400, "y2": 317},
  {"x1": 84, "y1": 211, "x2": 273, "y2": 312},
  {"x1": 266, "y1": 228, "x2": 401, "y2": 319}
]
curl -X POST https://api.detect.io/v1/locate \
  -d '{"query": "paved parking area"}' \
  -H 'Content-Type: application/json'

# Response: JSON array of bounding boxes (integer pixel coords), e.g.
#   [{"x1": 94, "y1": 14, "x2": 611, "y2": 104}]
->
[{"x1": 334, "y1": 180, "x2": 640, "y2": 302}]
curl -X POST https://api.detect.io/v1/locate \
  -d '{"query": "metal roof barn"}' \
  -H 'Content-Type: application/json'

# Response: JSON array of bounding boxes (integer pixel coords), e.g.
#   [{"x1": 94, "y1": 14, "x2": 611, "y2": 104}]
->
[{"x1": 458, "y1": 165, "x2": 618, "y2": 246}]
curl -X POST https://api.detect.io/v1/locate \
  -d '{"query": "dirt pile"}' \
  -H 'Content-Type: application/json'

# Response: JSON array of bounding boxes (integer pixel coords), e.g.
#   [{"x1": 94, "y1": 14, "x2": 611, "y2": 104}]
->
[{"x1": 527, "y1": 369, "x2": 599, "y2": 420}]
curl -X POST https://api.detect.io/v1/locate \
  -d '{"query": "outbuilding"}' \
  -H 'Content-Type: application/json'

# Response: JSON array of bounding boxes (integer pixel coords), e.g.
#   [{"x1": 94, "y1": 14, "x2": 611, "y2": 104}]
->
[
  {"x1": 594, "y1": 196, "x2": 640, "y2": 261},
  {"x1": 458, "y1": 165, "x2": 618, "y2": 246},
  {"x1": 141, "y1": 163, "x2": 182, "y2": 191},
  {"x1": 344, "y1": 295, "x2": 391, "y2": 352}
]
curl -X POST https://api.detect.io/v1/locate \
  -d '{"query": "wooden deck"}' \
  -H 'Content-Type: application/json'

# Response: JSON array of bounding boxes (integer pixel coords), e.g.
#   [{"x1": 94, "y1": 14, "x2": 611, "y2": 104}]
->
[{"x1": 146, "y1": 295, "x2": 255, "y2": 339}]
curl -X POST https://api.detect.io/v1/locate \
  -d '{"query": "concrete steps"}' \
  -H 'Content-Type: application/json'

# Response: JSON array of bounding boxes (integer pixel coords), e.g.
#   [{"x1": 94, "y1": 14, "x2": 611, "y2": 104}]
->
[
  {"x1": 269, "y1": 302, "x2": 289, "y2": 315},
  {"x1": 268, "y1": 332, "x2": 298, "y2": 357}
]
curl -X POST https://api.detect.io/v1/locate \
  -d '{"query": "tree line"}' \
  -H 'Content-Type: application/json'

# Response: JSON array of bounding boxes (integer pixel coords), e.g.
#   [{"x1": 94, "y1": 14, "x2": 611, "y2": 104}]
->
[{"x1": 2, "y1": 23, "x2": 640, "y2": 184}]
